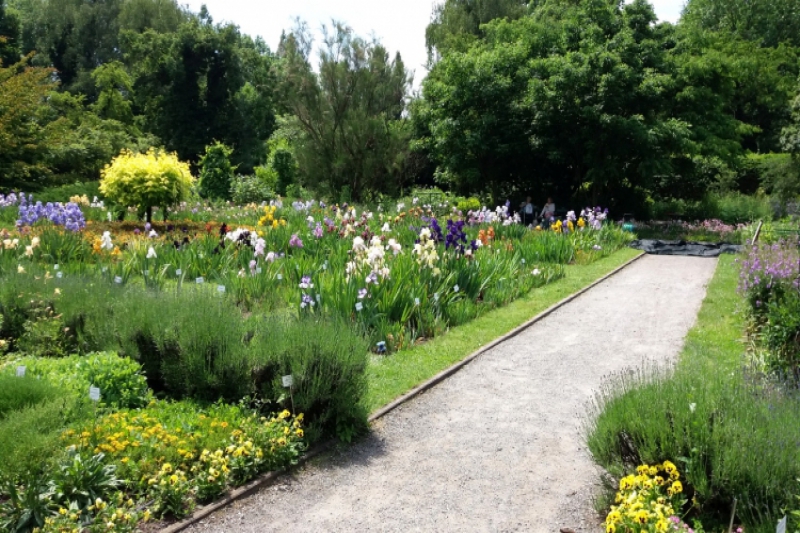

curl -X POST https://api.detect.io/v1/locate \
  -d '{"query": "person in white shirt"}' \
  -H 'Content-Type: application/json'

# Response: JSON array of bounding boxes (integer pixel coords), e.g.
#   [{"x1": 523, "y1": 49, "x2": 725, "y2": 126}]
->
[
  {"x1": 521, "y1": 196, "x2": 534, "y2": 226},
  {"x1": 540, "y1": 197, "x2": 555, "y2": 222}
]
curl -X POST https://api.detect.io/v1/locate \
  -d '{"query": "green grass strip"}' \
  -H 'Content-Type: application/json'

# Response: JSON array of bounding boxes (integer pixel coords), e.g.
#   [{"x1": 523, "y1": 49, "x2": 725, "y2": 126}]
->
[
  {"x1": 678, "y1": 254, "x2": 743, "y2": 375},
  {"x1": 365, "y1": 247, "x2": 642, "y2": 412}
]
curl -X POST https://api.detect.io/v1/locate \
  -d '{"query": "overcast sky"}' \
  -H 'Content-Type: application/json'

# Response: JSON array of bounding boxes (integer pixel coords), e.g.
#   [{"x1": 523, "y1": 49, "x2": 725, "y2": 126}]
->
[{"x1": 181, "y1": 0, "x2": 686, "y2": 90}]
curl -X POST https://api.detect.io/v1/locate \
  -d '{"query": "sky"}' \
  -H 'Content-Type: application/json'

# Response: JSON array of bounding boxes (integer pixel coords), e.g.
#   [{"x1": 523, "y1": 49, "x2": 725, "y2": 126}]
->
[{"x1": 181, "y1": 0, "x2": 687, "y2": 90}]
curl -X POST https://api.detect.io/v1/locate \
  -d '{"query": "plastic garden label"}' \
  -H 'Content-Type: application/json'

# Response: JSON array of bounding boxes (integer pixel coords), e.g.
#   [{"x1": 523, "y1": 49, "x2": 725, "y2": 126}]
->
[
  {"x1": 277, "y1": 274, "x2": 283, "y2": 280},
  {"x1": 355, "y1": 302, "x2": 363, "y2": 312},
  {"x1": 102, "y1": 267, "x2": 108, "y2": 273},
  {"x1": 256, "y1": 267, "x2": 262, "y2": 274},
  {"x1": 777, "y1": 517, "x2": 787, "y2": 533},
  {"x1": 114, "y1": 276, "x2": 123, "y2": 284},
  {"x1": 175, "y1": 269, "x2": 182, "y2": 276},
  {"x1": 521, "y1": 259, "x2": 526, "y2": 264},
  {"x1": 316, "y1": 294, "x2": 321, "y2": 303},
  {"x1": 434, "y1": 293, "x2": 440, "y2": 302},
  {"x1": 217, "y1": 285, "x2": 226, "y2": 293},
  {"x1": 196, "y1": 277, "x2": 204, "y2": 284},
  {"x1": 454, "y1": 285, "x2": 460, "y2": 293},
  {"x1": 107, "y1": 211, "x2": 112, "y2": 222},
  {"x1": 16, "y1": 366, "x2": 25, "y2": 377},
  {"x1": 414, "y1": 298, "x2": 420, "y2": 306},
  {"x1": 282, "y1": 375, "x2": 294, "y2": 388},
  {"x1": 54, "y1": 264, "x2": 59, "y2": 270},
  {"x1": 56, "y1": 271, "x2": 63, "y2": 279},
  {"x1": 89, "y1": 386, "x2": 101, "y2": 402},
  {"x1": 143, "y1": 269, "x2": 149, "y2": 276}
]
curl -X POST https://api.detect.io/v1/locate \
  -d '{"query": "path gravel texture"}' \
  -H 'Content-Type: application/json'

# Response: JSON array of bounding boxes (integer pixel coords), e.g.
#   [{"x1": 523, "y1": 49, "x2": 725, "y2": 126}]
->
[{"x1": 188, "y1": 255, "x2": 718, "y2": 533}]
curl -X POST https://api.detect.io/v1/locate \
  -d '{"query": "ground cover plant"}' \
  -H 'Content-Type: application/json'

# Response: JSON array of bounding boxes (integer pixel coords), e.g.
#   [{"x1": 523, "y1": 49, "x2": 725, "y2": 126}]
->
[
  {"x1": 587, "y1": 255, "x2": 800, "y2": 532},
  {"x1": 0, "y1": 191, "x2": 634, "y2": 531}
]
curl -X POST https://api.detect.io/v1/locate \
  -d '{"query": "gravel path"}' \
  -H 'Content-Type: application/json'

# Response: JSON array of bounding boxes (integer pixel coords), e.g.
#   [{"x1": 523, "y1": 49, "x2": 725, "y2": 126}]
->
[{"x1": 188, "y1": 255, "x2": 717, "y2": 533}]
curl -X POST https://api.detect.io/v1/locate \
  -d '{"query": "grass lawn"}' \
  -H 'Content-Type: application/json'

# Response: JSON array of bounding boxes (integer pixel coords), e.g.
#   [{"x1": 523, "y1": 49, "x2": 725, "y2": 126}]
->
[{"x1": 365, "y1": 247, "x2": 642, "y2": 412}]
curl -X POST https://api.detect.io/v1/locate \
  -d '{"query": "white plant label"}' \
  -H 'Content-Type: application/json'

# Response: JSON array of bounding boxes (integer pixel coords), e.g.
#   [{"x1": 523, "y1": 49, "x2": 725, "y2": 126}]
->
[
  {"x1": 454, "y1": 285, "x2": 460, "y2": 293},
  {"x1": 143, "y1": 269, "x2": 149, "y2": 276},
  {"x1": 521, "y1": 259, "x2": 526, "y2": 264},
  {"x1": 256, "y1": 267, "x2": 262, "y2": 274},
  {"x1": 102, "y1": 267, "x2": 108, "y2": 273},
  {"x1": 316, "y1": 294, "x2": 321, "y2": 303},
  {"x1": 277, "y1": 274, "x2": 283, "y2": 280},
  {"x1": 414, "y1": 298, "x2": 420, "y2": 306},
  {"x1": 56, "y1": 271, "x2": 63, "y2": 279},
  {"x1": 777, "y1": 516, "x2": 787, "y2": 533},
  {"x1": 114, "y1": 276, "x2": 123, "y2": 284},
  {"x1": 282, "y1": 375, "x2": 294, "y2": 388},
  {"x1": 355, "y1": 302, "x2": 363, "y2": 312},
  {"x1": 53, "y1": 264, "x2": 59, "y2": 270},
  {"x1": 175, "y1": 269, "x2": 182, "y2": 276},
  {"x1": 89, "y1": 386, "x2": 101, "y2": 402},
  {"x1": 16, "y1": 366, "x2": 26, "y2": 377},
  {"x1": 196, "y1": 277, "x2": 204, "y2": 284},
  {"x1": 107, "y1": 212, "x2": 112, "y2": 222},
  {"x1": 217, "y1": 285, "x2": 226, "y2": 293},
  {"x1": 434, "y1": 293, "x2": 440, "y2": 302}
]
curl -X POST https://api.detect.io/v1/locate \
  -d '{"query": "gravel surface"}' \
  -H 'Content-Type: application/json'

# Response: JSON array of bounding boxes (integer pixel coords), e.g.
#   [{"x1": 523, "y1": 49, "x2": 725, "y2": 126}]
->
[{"x1": 187, "y1": 255, "x2": 718, "y2": 533}]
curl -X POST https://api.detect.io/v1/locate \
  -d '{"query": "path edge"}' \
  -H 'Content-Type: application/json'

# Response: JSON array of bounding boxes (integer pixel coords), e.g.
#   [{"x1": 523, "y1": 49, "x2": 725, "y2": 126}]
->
[
  {"x1": 159, "y1": 251, "x2": 645, "y2": 533},
  {"x1": 367, "y1": 251, "x2": 644, "y2": 422}
]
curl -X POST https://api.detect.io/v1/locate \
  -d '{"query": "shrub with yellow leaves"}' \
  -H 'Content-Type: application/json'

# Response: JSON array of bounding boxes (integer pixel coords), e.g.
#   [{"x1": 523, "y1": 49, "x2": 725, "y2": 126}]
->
[{"x1": 100, "y1": 149, "x2": 194, "y2": 223}]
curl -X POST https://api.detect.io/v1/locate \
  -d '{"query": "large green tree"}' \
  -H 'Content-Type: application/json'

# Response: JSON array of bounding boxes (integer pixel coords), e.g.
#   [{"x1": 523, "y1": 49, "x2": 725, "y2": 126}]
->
[
  {"x1": 123, "y1": 15, "x2": 277, "y2": 173},
  {"x1": 279, "y1": 23, "x2": 412, "y2": 202},
  {"x1": 9, "y1": 0, "x2": 187, "y2": 93},
  {"x1": 0, "y1": 1, "x2": 20, "y2": 67},
  {"x1": 425, "y1": 0, "x2": 527, "y2": 61},
  {"x1": 416, "y1": 0, "x2": 709, "y2": 209},
  {"x1": 682, "y1": 0, "x2": 800, "y2": 49}
]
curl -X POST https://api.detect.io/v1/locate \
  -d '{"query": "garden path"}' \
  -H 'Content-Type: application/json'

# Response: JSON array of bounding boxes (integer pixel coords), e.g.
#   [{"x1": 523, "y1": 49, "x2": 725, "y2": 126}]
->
[{"x1": 188, "y1": 255, "x2": 718, "y2": 533}]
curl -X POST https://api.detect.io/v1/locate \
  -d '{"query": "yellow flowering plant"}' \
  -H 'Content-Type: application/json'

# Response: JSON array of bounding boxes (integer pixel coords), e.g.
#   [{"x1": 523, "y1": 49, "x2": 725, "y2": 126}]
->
[
  {"x1": 36, "y1": 492, "x2": 144, "y2": 533},
  {"x1": 605, "y1": 461, "x2": 702, "y2": 533}
]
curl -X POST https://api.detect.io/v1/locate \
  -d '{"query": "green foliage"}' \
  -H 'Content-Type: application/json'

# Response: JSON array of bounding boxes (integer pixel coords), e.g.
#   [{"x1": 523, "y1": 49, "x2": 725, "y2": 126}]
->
[
  {"x1": 198, "y1": 141, "x2": 236, "y2": 200},
  {"x1": 265, "y1": 136, "x2": 297, "y2": 197},
  {"x1": 0, "y1": 1, "x2": 21, "y2": 67},
  {"x1": 6, "y1": 353, "x2": 151, "y2": 409},
  {"x1": 279, "y1": 24, "x2": 412, "y2": 201},
  {"x1": 682, "y1": 0, "x2": 800, "y2": 48},
  {"x1": 0, "y1": 397, "x2": 91, "y2": 482},
  {"x1": 230, "y1": 174, "x2": 274, "y2": 204},
  {"x1": 587, "y1": 256, "x2": 800, "y2": 528},
  {"x1": 456, "y1": 197, "x2": 481, "y2": 212},
  {"x1": 49, "y1": 449, "x2": 123, "y2": 511},
  {"x1": 649, "y1": 192, "x2": 773, "y2": 223},
  {"x1": 90, "y1": 61, "x2": 134, "y2": 125},
  {"x1": 0, "y1": 375, "x2": 63, "y2": 419},
  {"x1": 762, "y1": 290, "x2": 800, "y2": 381},
  {"x1": 123, "y1": 17, "x2": 277, "y2": 173},
  {"x1": 0, "y1": 470, "x2": 52, "y2": 532},
  {"x1": 33, "y1": 181, "x2": 103, "y2": 204},
  {"x1": 416, "y1": 0, "x2": 706, "y2": 209},
  {"x1": 0, "y1": 58, "x2": 63, "y2": 189},
  {"x1": 99, "y1": 148, "x2": 194, "y2": 222},
  {"x1": 425, "y1": 0, "x2": 527, "y2": 60}
]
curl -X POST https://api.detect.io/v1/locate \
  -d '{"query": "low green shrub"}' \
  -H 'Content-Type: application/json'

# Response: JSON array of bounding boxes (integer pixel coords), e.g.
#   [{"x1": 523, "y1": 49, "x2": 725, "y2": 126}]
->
[
  {"x1": 253, "y1": 317, "x2": 369, "y2": 443},
  {"x1": 650, "y1": 193, "x2": 773, "y2": 224},
  {"x1": 230, "y1": 174, "x2": 274, "y2": 204},
  {"x1": 0, "y1": 375, "x2": 64, "y2": 419},
  {"x1": 4, "y1": 352, "x2": 151, "y2": 409},
  {"x1": 0, "y1": 397, "x2": 92, "y2": 482},
  {"x1": 456, "y1": 197, "x2": 481, "y2": 212},
  {"x1": 33, "y1": 182, "x2": 104, "y2": 204},
  {"x1": 762, "y1": 289, "x2": 800, "y2": 381},
  {"x1": 587, "y1": 257, "x2": 800, "y2": 529}
]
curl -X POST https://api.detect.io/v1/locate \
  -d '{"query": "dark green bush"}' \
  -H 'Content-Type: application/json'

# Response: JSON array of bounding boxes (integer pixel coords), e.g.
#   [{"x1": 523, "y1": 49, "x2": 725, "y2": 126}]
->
[
  {"x1": 230, "y1": 174, "x2": 274, "y2": 204},
  {"x1": 650, "y1": 193, "x2": 772, "y2": 223},
  {"x1": 253, "y1": 317, "x2": 369, "y2": 443},
  {"x1": 0, "y1": 375, "x2": 64, "y2": 419},
  {"x1": 762, "y1": 289, "x2": 800, "y2": 381}
]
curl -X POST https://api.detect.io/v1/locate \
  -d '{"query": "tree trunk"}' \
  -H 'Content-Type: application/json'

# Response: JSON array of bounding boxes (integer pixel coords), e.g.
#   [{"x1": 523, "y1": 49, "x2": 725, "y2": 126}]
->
[{"x1": 146, "y1": 205, "x2": 153, "y2": 223}]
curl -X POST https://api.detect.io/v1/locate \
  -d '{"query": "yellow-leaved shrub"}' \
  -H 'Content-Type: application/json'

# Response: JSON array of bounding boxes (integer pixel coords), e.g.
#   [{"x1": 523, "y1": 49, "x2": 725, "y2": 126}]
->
[{"x1": 100, "y1": 149, "x2": 194, "y2": 221}]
